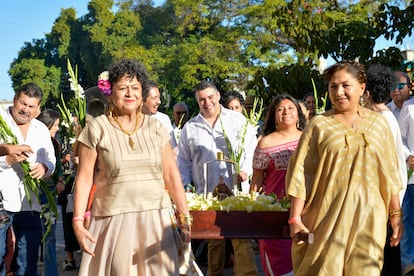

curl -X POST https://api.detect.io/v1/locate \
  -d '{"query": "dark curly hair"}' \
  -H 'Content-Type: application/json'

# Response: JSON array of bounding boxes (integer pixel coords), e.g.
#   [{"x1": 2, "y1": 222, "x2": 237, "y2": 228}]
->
[
  {"x1": 263, "y1": 94, "x2": 306, "y2": 136},
  {"x1": 220, "y1": 90, "x2": 245, "y2": 108},
  {"x1": 108, "y1": 59, "x2": 150, "y2": 95},
  {"x1": 366, "y1": 64, "x2": 398, "y2": 104}
]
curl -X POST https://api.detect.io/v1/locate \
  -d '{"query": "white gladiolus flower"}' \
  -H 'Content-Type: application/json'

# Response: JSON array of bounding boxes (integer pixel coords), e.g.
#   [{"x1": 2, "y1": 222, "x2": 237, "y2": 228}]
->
[
  {"x1": 69, "y1": 137, "x2": 77, "y2": 145},
  {"x1": 77, "y1": 84, "x2": 85, "y2": 98},
  {"x1": 61, "y1": 120, "x2": 69, "y2": 129}
]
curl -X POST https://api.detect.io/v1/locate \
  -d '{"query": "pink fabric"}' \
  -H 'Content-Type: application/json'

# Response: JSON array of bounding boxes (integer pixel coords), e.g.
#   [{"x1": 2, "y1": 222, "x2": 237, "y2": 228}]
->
[
  {"x1": 259, "y1": 239, "x2": 292, "y2": 276},
  {"x1": 253, "y1": 139, "x2": 298, "y2": 276},
  {"x1": 253, "y1": 140, "x2": 298, "y2": 198}
]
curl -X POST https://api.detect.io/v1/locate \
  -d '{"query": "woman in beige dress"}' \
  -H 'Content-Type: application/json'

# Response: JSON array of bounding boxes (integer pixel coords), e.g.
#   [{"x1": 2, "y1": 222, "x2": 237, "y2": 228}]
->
[
  {"x1": 72, "y1": 59, "x2": 191, "y2": 275},
  {"x1": 286, "y1": 60, "x2": 403, "y2": 275}
]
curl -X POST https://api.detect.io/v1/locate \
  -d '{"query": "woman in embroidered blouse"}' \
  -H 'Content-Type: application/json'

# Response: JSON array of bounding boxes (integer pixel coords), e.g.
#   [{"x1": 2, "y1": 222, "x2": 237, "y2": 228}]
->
[
  {"x1": 72, "y1": 59, "x2": 190, "y2": 275},
  {"x1": 250, "y1": 94, "x2": 306, "y2": 276}
]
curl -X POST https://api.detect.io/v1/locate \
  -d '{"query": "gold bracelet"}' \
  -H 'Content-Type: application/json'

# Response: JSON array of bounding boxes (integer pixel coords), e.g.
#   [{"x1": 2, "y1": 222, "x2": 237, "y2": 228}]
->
[
  {"x1": 179, "y1": 213, "x2": 193, "y2": 226},
  {"x1": 389, "y1": 209, "x2": 402, "y2": 218}
]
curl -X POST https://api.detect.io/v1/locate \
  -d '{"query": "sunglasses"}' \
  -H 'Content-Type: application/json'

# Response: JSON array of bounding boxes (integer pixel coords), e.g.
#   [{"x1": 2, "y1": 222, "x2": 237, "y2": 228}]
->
[{"x1": 396, "y1": 83, "x2": 409, "y2": 90}]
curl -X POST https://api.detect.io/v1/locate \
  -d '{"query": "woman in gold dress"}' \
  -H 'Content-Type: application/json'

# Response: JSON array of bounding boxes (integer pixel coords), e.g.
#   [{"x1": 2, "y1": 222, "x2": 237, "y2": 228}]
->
[
  {"x1": 72, "y1": 59, "x2": 190, "y2": 275},
  {"x1": 286, "y1": 60, "x2": 403, "y2": 275}
]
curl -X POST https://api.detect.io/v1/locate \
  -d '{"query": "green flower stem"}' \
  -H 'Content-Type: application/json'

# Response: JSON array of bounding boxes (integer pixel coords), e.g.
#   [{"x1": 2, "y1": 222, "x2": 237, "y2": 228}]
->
[
  {"x1": 312, "y1": 78, "x2": 328, "y2": 114},
  {"x1": 219, "y1": 97, "x2": 264, "y2": 177}
]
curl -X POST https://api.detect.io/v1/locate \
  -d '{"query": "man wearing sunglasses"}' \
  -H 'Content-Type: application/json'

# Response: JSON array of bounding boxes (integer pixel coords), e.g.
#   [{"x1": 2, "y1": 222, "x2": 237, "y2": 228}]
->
[
  {"x1": 396, "y1": 72, "x2": 414, "y2": 275},
  {"x1": 387, "y1": 71, "x2": 412, "y2": 119}
]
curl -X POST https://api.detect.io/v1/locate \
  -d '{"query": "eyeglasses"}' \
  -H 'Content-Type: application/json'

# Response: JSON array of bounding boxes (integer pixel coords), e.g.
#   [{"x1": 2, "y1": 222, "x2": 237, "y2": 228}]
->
[{"x1": 397, "y1": 83, "x2": 409, "y2": 90}]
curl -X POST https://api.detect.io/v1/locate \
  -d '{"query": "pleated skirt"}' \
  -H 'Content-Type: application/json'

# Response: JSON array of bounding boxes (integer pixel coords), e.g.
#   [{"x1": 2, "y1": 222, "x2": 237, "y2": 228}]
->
[{"x1": 78, "y1": 208, "x2": 179, "y2": 276}]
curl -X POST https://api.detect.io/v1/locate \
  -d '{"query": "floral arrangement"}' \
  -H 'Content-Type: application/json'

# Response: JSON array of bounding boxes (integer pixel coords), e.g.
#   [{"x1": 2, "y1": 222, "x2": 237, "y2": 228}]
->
[
  {"x1": 220, "y1": 97, "x2": 264, "y2": 174},
  {"x1": 97, "y1": 71, "x2": 111, "y2": 95},
  {"x1": 0, "y1": 113, "x2": 57, "y2": 239},
  {"x1": 57, "y1": 59, "x2": 87, "y2": 145},
  {"x1": 186, "y1": 192, "x2": 289, "y2": 212}
]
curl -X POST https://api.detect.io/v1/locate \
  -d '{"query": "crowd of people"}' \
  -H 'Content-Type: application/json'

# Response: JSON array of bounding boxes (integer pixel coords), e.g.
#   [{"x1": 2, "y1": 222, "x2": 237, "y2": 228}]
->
[{"x1": 0, "y1": 58, "x2": 412, "y2": 276}]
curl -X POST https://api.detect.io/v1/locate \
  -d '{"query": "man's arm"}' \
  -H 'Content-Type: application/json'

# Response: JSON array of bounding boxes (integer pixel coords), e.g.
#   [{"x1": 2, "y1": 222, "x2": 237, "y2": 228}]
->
[
  {"x1": 398, "y1": 104, "x2": 413, "y2": 159},
  {"x1": 0, "y1": 144, "x2": 32, "y2": 156},
  {"x1": 30, "y1": 128, "x2": 56, "y2": 179},
  {"x1": 177, "y1": 125, "x2": 193, "y2": 186},
  {"x1": 0, "y1": 145, "x2": 32, "y2": 170}
]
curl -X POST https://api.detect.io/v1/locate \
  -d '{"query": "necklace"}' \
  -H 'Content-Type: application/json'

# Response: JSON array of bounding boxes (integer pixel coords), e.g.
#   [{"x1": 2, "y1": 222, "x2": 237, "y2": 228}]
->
[
  {"x1": 351, "y1": 106, "x2": 365, "y2": 130},
  {"x1": 350, "y1": 115, "x2": 360, "y2": 130},
  {"x1": 111, "y1": 111, "x2": 141, "y2": 149},
  {"x1": 333, "y1": 106, "x2": 365, "y2": 130}
]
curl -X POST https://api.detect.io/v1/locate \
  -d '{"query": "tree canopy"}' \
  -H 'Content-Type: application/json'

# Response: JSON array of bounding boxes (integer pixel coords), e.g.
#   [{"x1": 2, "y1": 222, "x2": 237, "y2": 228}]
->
[{"x1": 8, "y1": 0, "x2": 414, "y2": 113}]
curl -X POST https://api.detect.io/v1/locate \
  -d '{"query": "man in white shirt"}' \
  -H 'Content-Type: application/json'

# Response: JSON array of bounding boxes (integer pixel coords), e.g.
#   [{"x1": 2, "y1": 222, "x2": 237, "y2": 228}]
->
[
  {"x1": 0, "y1": 83, "x2": 55, "y2": 275},
  {"x1": 387, "y1": 71, "x2": 411, "y2": 119},
  {"x1": 178, "y1": 80, "x2": 258, "y2": 276},
  {"x1": 397, "y1": 75, "x2": 414, "y2": 275},
  {"x1": 141, "y1": 81, "x2": 176, "y2": 147}
]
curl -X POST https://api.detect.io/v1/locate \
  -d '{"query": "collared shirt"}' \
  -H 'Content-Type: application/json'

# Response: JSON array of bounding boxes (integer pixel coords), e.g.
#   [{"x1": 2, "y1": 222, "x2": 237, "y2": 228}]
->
[
  {"x1": 177, "y1": 106, "x2": 257, "y2": 194},
  {"x1": 381, "y1": 110, "x2": 407, "y2": 204},
  {"x1": 150, "y1": 111, "x2": 177, "y2": 147},
  {"x1": 398, "y1": 98, "x2": 414, "y2": 184},
  {"x1": 386, "y1": 100, "x2": 401, "y2": 119},
  {"x1": 0, "y1": 107, "x2": 55, "y2": 212}
]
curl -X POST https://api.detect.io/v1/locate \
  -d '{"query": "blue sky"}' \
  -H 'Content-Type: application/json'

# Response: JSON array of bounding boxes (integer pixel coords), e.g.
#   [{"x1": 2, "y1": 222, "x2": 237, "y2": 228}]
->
[
  {"x1": 0, "y1": 1, "x2": 90, "y2": 101},
  {"x1": 0, "y1": 1, "x2": 412, "y2": 101}
]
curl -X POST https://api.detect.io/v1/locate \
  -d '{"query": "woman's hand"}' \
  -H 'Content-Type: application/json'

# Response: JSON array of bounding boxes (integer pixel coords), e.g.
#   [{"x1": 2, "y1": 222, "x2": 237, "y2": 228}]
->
[
  {"x1": 237, "y1": 171, "x2": 248, "y2": 183},
  {"x1": 389, "y1": 216, "x2": 403, "y2": 247},
  {"x1": 289, "y1": 219, "x2": 310, "y2": 245},
  {"x1": 73, "y1": 220, "x2": 97, "y2": 256},
  {"x1": 179, "y1": 222, "x2": 191, "y2": 243}
]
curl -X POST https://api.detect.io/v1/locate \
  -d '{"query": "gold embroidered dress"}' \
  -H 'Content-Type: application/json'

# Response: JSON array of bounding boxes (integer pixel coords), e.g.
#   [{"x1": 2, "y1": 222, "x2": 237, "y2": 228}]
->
[{"x1": 286, "y1": 109, "x2": 402, "y2": 275}]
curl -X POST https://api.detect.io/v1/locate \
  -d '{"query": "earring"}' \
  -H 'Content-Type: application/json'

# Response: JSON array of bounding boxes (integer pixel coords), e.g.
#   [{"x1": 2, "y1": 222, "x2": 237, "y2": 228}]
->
[
  {"x1": 106, "y1": 104, "x2": 114, "y2": 117},
  {"x1": 296, "y1": 120, "x2": 300, "y2": 129}
]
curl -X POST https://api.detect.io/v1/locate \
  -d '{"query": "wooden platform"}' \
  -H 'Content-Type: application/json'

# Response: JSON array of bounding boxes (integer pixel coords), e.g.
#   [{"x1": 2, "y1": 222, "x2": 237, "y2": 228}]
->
[{"x1": 190, "y1": 210, "x2": 290, "y2": 239}]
